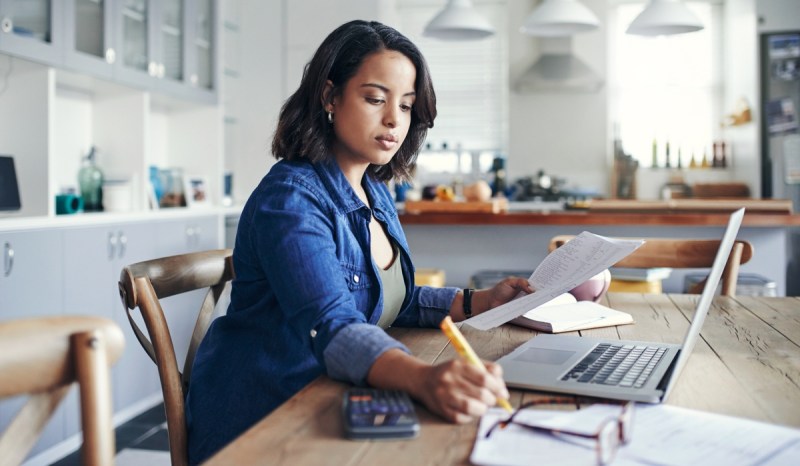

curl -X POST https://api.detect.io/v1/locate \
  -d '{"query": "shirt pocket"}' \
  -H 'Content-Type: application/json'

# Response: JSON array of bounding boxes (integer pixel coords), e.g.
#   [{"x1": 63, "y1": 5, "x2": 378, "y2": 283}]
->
[{"x1": 340, "y1": 262, "x2": 374, "y2": 291}]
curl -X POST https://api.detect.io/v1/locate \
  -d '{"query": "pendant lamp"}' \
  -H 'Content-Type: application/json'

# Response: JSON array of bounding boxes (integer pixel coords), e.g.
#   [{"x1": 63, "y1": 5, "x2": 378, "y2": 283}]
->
[
  {"x1": 423, "y1": 0, "x2": 495, "y2": 41},
  {"x1": 520, "y1": 0, "x2": 599, "y2": 37},
  {"x1": 626, "y1": 0, "x2": 703, "y2": 36}
]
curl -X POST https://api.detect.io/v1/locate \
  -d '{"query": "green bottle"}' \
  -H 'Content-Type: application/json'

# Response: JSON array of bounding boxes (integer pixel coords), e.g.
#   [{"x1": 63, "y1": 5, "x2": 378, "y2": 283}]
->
[
  {"x1": 78, "y1": 146, "x2": 104, "y2": 211},
  {"x1": 651, "y1": 138, "x2": 658, "y2": 168}
]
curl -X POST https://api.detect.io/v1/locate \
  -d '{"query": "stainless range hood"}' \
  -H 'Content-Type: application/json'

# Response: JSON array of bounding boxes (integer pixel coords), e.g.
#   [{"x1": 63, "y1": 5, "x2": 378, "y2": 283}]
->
[{"x1": 514, "y1": 37, "x2": 603, "y2": 93}]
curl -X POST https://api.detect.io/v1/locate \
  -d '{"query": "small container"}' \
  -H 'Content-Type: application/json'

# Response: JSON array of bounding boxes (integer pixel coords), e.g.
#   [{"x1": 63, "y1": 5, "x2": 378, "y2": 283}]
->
[{"x1": 102, "y1": 180, "x2": 133, "y2": 212}]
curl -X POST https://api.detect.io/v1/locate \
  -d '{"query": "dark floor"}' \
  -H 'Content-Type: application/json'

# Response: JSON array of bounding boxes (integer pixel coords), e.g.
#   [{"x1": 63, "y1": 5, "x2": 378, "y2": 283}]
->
[{"x1": 51, "y1": 403, "x2": 169, "y2": 466}]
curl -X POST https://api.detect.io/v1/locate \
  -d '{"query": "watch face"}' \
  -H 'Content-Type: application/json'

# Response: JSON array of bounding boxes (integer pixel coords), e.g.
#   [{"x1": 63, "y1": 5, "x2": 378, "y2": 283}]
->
[{"x1": 0, "y1": 156, "x2": 21, "y2": 211}]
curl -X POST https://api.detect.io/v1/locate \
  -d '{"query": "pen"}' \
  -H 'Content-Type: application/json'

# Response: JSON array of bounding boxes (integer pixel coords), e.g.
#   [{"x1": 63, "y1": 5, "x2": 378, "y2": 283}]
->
[{"x1": 439, "y1": 316, "x2": 514, "y2": 413}]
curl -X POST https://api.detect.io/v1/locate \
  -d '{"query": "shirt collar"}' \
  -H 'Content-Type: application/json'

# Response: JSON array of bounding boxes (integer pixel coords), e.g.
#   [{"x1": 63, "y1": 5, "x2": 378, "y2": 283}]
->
[{"x1": 313, "y1": 158, "x2": 393, "y2": 215}]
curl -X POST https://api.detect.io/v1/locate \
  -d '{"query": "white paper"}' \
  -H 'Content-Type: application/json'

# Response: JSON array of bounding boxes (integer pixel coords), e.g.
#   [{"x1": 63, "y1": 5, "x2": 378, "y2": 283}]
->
[
  {"x1": 465, "y1": 232, "x2": 643, "y2": 330},
  {"x1": 471, "y1": 404, "x2": 800, "y2": 466}
]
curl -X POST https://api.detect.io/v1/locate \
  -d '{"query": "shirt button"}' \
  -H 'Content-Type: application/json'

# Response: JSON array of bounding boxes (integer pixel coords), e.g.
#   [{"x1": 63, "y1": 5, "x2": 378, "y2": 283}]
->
[
  {"x1": 353, "y1": 274, "x2": 360, "y2": 283},
  {"x1": 310, "y1": 329, "x2": 317, "y2": 338}
]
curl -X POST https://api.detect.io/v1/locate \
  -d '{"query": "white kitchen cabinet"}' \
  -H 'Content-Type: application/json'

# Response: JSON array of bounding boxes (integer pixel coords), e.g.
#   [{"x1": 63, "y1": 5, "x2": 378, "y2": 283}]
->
[
  {"x1": 62, "y1": 222, "x2": 161, "y2": 435},
  {"x1": 152, "y1": 215, "x2": 221, "y2": 366},
  {"x1": 0, "y1": 229, "x2": 66, "y2": 458},
  {"x1": 155, "y1": 214, "x2": 220, "y2": 256},
  {"x1": 0, "y1": 0, "x2": 64, "y2": 66}
]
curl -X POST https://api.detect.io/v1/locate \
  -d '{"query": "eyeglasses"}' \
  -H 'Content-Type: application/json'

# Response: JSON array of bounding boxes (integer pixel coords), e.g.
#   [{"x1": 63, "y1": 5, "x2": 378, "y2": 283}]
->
[{"x1": 484, "y1": 397, "x2": 635, "y2": 466}]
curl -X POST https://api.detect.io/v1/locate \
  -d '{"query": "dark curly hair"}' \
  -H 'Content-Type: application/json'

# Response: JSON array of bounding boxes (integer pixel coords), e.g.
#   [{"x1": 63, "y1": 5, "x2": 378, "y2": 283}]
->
[{"x1": 271, "y1": 20, "x2": 436, "y2": 182}]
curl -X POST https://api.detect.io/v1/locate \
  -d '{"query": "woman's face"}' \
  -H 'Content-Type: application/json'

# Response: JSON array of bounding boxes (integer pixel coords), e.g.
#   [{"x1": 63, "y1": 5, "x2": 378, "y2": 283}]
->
[{"x1": 328, "y1": 49, "x2": 417, "y2": 171}]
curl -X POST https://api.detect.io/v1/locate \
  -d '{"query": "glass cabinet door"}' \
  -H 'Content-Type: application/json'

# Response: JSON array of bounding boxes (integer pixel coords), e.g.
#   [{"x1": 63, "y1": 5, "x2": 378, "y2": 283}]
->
[
  {"x1": 113, "y1": 0, "x2": 155, "y2": 88},
  {"x1": 158, "y1": 0, "x2": 184, "y2": 83},
  {"x1": 64, "y1": 0, "x2": 114, "y2": 78},
  {"x1": 0, "y1": 0, "x2": 63, "y2": 65},
  {"x1": 193, "y1": 0, "x2": 213, "y2": 91},
  {"x1": 120, "y1": 0, "x2": 149, "y2": 74}
]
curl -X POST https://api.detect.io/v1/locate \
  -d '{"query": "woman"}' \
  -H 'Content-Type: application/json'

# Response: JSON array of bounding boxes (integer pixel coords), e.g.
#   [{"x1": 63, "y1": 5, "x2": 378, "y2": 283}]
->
[{"x1": 186, "y1": 20, "x2": 531, "y2": 463}]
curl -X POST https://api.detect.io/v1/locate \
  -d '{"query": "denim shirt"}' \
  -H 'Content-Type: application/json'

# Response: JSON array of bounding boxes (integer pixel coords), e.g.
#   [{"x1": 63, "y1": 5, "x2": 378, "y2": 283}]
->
[{"x1": 186, "y1": 158, "x2": 458, "y2": 464}]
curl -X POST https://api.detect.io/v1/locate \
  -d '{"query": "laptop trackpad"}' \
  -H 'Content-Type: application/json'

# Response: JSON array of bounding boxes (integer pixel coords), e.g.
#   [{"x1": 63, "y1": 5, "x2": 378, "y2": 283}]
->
[{"x1": 514, "y1": 348, "x2": 575, "y2": 365}]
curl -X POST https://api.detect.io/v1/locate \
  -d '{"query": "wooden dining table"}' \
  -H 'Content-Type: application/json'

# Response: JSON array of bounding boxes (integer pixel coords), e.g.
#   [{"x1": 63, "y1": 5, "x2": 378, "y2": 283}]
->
[{"x1": 204, "y1": 294, "x2": 800, "y2": 465}]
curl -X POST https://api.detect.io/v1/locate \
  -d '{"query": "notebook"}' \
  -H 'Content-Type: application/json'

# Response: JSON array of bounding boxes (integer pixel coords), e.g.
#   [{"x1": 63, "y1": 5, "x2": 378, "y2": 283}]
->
[
  {"x1": 510, "y1": 293, "x2": 634, "y2": 333},
  {"x1": 496, "y1": 208, "x2": 745, "y2": 403},
  {"x1": 0, "y1": 155, "x2": 22, "y2": 211}
]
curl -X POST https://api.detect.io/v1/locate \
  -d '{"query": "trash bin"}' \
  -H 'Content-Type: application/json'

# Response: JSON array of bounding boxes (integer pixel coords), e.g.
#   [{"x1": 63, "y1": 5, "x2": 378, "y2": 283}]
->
[{"x1": 684, "y1": 273, "x2": 777, "y2": 297}]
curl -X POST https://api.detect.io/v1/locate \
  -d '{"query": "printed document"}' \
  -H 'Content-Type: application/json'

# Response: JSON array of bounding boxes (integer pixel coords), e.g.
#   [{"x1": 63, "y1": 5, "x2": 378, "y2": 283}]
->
[
  {"x1": 465, "y1": 232, "x2": 643, "y2": 330},
  {"x1": 471, "y1": 404, "x2": 800, "y2": 466}
]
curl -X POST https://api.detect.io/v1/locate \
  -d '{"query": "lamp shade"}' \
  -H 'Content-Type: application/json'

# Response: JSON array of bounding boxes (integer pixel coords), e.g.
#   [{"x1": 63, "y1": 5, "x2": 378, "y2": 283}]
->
[
  {"x1": 626, "y1": 0, "x2": 704, "y2": 36},
  {"x1": 520, "y1": 0, "x2": 599, "y2": 37},
  {"x1": 423, "y1": 0, "x2": 495, "y2": 41}
]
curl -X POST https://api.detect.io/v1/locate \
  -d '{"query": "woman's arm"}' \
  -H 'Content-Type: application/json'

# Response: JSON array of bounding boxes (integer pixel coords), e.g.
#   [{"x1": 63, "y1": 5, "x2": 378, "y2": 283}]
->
[
  {"x1": 366, "y1": 277, "x2": 531, "y2": 423},
  {"x1": 366, "y1": 348, "x2": 509, "y2": 423}
]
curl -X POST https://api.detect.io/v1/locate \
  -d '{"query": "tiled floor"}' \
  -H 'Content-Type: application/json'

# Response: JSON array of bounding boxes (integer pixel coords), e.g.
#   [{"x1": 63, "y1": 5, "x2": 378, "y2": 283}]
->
[{"x1": 51, "y1": 403, "x2": 171, "y2": 466}]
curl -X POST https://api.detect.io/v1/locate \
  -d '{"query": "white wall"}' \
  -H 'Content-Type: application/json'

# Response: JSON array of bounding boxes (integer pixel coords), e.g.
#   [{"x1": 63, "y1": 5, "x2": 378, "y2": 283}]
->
[
  {"x1": 508, "y1": 0, "x2": 609, "y2": 195},
  {"x1": 222, "y1": 0, "x2": 287, "y2": 203}
]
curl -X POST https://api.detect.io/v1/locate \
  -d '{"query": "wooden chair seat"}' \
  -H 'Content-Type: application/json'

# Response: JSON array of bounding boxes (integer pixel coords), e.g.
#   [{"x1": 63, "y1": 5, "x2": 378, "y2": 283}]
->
[
  {"x1": 549, "y1": 236, "x2": 754, "y2": 296},
  {"x1": 0, "y1": 316, "x2": 124, "y2": 466},
  {"x1": 118, "y1": 249, "x2": 234, "y2": 466}
]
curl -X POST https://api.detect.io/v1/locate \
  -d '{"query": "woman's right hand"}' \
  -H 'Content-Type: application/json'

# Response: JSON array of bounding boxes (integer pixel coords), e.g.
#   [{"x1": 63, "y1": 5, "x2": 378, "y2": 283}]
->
[{"x1": 412, "y1": 359, "x2": 509, "y2": 423}]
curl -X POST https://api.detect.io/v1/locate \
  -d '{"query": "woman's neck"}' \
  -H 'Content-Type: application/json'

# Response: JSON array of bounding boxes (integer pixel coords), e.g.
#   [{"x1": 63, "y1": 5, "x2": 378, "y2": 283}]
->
[{"x1": 335, "y1": 157, "x2": 370, "y2": 206}]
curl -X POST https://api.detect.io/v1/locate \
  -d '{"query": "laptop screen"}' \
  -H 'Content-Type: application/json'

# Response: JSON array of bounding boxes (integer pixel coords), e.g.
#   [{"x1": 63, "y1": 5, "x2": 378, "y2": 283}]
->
[
  {"x1": 0, "y1": 155, "x2": 22, "y2": 211},
  {"x1": 661, "y1": 207, "x2": 745, "y2": 399}
]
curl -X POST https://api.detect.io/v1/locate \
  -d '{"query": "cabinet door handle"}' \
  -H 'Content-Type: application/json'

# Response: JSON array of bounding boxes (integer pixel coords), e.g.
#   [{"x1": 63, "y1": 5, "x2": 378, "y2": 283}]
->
[
  {"x1": 3, "y1": 242, "x2": 13, "y2": 277},
  {"x1": 108, "y1": 232, "x2": 118, "y2": 260},
  {"x1": 117, "y1": 232, "x2": 127, "y2": 259}
]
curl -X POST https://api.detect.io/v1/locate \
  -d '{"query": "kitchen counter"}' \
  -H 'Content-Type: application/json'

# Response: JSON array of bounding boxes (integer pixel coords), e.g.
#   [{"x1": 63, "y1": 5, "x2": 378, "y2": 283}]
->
[
  {"x1": 399, "y1": 204, "x2": 798, "y2": 295},
  {"x1": 399, "y1": 210, "x2": 800, "y2": 227}
]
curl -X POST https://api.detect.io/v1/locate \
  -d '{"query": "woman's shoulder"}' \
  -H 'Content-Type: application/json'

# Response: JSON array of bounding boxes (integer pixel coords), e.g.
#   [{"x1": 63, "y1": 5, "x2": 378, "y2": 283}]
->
[{"x1": 262, "y1": 159, "x2": 325, "y2": 193}]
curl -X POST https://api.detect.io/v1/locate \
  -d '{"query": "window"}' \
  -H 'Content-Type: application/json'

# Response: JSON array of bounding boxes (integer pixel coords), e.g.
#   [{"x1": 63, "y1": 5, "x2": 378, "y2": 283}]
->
[
  {"x1": 396, "y1": 0, "x2": 508, "y2": 183},
  {"x1": 609, "y1": 1, "x2": 722, "y2": 168}
]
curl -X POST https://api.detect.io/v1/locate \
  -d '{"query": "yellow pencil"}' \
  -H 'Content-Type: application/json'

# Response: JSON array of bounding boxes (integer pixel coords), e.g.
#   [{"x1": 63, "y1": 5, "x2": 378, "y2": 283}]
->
[{"x1": 439, "y1": 316, "x2": 514, "y2": 413}]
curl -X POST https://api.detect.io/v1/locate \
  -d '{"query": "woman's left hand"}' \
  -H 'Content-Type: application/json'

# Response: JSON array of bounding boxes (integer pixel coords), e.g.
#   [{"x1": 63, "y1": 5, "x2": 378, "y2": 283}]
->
[{"x1": 486, "y1": 277, "x2": 534, "y2": 310}]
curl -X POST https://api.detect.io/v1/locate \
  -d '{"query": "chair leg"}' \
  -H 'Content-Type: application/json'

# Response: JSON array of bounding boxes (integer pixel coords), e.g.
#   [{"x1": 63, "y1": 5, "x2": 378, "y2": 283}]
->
[
  {"x1": 73, "y1": 330, "x2": 115, "y2": 466},
  {"x1": 721, "y1": 243, "x2": 744, "y2": 297}
]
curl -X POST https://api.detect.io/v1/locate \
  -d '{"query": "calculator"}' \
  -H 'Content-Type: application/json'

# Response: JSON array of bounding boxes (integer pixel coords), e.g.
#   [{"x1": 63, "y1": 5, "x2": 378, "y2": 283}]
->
[{"x1": 342, "y1": 388, "x2": 420, "y2": 440}]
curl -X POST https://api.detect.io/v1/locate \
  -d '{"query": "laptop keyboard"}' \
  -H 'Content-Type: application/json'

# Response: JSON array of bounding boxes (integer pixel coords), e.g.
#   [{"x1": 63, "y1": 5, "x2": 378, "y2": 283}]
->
[{"x1": 561, "y1": 343, "x2": 668, "y2": 388}]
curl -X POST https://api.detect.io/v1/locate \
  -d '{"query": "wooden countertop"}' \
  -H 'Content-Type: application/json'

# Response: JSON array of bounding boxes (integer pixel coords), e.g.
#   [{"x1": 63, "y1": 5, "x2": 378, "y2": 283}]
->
[
  {"x1": 205, "y1": 294, "x2": 800, "y2": 465},
  {"x1": 399, "y1": 210, "x2": 800, "y2": 227}
]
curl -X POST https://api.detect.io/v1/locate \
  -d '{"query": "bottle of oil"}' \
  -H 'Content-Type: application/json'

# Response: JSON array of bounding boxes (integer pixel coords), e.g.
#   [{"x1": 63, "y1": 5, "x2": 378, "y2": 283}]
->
[{"x1": 78, "y1": 146, "x2": 104, "y2": 211}]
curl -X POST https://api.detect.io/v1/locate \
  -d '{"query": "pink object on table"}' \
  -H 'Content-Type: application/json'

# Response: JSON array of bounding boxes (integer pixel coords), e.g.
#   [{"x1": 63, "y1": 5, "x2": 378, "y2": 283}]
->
[{"x1": 568, "y1": 269, "x2": 612, "y2": 302}]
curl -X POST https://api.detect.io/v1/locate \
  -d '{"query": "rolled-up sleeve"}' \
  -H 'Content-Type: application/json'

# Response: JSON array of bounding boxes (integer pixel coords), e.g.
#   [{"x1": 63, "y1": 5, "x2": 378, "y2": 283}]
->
[
  {"x1": 394, "y1": 285, "x2": 459, "y2": 328},
  {"x1": 322, "y1": 324, "x2": 410, "y2": 385}
]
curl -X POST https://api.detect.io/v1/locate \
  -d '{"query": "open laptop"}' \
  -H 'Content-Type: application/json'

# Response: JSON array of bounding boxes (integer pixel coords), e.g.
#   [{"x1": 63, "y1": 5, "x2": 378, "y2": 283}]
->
[
  {"x1": 497, "y1": 208, "x2": 745, "y2": 403},
  {"x1": 0, "y1": 155, "x2": 22, "y2": 211}
]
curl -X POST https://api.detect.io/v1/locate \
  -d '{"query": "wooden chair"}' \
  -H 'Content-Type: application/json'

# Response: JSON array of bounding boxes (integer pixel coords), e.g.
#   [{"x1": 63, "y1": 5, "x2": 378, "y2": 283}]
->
[
  {"x1": 117, "y1": 249, "x2": 234, "y2": 466},
  {"x1": 549, "y1": 236, "x2": 754, "y2": 296},
  {"x1": 0, "y1": 316, "x2": 124, "y2": 466}
]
